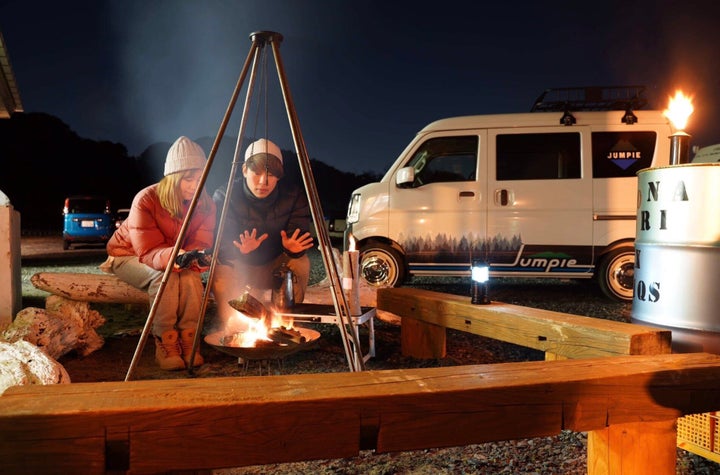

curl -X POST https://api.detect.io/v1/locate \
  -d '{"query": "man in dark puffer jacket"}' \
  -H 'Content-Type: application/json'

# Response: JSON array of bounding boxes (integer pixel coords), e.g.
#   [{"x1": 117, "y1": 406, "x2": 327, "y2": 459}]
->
[{"x1": 211, "y1": 138, "x2": 314, "y2": 328}]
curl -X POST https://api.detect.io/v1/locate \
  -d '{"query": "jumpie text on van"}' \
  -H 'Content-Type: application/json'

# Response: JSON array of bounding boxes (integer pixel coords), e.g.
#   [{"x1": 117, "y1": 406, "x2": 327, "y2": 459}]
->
[{"x1": 607, "y1": 151, "x2": 642, "y2": 159}]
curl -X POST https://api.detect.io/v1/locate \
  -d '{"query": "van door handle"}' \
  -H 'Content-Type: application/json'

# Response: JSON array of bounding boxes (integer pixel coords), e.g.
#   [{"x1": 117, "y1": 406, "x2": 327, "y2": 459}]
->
[
  {"x1": 495, "y1": 189, "x2": 509, "y2": 206},
  {"x1": 459, "y1": 191, "x2": 474, "y2": 198}
]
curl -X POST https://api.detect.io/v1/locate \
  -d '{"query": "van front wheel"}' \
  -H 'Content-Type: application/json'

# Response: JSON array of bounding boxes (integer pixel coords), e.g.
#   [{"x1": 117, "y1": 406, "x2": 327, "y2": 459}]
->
[
  {"x1": 359, "y1": 243, "x2": 406, "y2": 287},
  {"x1": 598, "y1": 246, "x2": 635, "y2": 302}
]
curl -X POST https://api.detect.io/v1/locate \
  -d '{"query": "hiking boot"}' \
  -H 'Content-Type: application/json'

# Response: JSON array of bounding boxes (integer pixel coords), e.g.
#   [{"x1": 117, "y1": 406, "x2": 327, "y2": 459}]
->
[
  {"x1": 180, "y1": 328, "x2": 204, "y2": 367},
  {"x1": 154, "y1": 330, "x2": 185, "y2": 370}
]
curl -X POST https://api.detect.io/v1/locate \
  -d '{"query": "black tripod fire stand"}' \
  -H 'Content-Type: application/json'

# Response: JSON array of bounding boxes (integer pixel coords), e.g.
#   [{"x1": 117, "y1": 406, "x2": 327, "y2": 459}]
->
[{"x1": 124, "y1": 31, "x2": 364, "y2": 381}]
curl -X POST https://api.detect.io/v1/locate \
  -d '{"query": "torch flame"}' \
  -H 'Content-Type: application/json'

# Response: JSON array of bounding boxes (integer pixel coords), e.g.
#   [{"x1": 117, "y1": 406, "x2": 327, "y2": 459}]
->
[{"x1": 663, "y1": 90, "x2": 694, "y2": 131}]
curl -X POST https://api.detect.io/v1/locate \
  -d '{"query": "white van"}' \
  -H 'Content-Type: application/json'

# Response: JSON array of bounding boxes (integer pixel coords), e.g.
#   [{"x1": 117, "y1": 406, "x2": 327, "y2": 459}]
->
[
  {"x1": 345, "y1": 87, "x2": 673, "y2": 301},
  {"x1": 692, "y1": 143, "x2": 720, "y2": 163}
]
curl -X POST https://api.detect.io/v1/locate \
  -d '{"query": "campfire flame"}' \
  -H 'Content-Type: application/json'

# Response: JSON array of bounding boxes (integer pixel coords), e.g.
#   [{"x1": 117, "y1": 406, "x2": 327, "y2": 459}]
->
[
  {"x1": 663, "y1": 90, "x2": 694, "y2": 131},
  {"x1": 225, "y1": 306, "x2": 295, "y2": 348}
]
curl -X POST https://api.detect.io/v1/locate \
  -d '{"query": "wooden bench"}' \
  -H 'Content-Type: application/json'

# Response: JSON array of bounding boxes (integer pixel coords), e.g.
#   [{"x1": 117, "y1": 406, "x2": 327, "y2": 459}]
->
[
  {"x1": 377, "y1": 287, "x2": 672, "y2": 360},
  {"x1": 2, "y1": 353, "x2": 720, "y2": 474}
]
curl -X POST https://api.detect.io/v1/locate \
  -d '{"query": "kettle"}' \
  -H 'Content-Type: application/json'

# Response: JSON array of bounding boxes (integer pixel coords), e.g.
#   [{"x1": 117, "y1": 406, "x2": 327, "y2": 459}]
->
[{"x1": 272, "y1": 263, "x2": 295, "y2": 311}]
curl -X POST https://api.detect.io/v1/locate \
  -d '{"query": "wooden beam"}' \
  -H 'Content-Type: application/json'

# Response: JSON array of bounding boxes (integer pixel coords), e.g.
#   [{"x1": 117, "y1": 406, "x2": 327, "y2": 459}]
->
[
  {"x1": 377, "y1": 287, "x2": 671, "y2": 359},
  {"x1": 2, "y1": 353, "x2": 720, "y2": 474}
]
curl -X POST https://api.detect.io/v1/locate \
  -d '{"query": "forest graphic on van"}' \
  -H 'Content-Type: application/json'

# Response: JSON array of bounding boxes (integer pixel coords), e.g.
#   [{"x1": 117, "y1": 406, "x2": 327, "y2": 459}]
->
[
  {"x1": 399, "y1": 232, "x2": 522, "y2": 263},
  {"x1": 400, "y1": 233, "x2": 593, "y2": 273}
]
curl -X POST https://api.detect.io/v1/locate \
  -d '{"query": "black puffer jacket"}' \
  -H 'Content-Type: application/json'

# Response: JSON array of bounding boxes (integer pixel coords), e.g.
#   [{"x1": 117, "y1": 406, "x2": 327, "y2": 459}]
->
[{"x1": 214, "y1": 179, "x2": 311, "y2": 265}]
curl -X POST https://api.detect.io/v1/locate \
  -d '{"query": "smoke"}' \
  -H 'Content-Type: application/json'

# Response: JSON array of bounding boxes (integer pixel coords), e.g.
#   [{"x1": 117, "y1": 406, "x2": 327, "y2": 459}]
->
[
  {"x1": 105, "y1": 1, "x2": 369, "y2": 172},
  {"x1": 105, "y1": 1, "x2": 345, "y2": 159},
  {"x1": 107, "y1": 2, "x2": 252, "y2": 157}
]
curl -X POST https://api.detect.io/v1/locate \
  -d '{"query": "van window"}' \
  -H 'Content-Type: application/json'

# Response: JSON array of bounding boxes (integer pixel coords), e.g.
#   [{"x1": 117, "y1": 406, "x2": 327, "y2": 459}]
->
[
  {"x1": 405, "y1": 136, "x2": 478, "y2": 187},
  {"x1": 591, "y1": 131, "x2": 657, "y2": 178},
  {"x1": 496, "y1": 133, "x2": 581, "y2": 180}
]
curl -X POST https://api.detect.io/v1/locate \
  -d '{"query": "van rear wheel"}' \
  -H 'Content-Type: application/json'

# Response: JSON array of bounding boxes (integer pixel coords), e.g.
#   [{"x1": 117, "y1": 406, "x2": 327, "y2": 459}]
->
[
  {"x1": 598, "y1": 246, "x2": 635, "y2": 302},
  {"x1": 359, "y1": 243, "x2": 406, "y2": 287}
]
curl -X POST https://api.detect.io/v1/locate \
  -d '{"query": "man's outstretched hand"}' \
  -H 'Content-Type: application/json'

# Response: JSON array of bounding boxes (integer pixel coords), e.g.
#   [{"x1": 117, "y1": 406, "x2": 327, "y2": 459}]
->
[
  {"x1": 232, "y1": 228, "x2": 269, "y2": 254},
  {"x1": 281, "y1": 229, "x2": 314, "y2": 254}
]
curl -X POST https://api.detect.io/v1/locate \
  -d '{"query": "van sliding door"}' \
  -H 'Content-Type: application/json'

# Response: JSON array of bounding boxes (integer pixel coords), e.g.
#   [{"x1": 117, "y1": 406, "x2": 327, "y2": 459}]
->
[{"x1": 487, "y1": 128, "x2": 594, "y2": 278}]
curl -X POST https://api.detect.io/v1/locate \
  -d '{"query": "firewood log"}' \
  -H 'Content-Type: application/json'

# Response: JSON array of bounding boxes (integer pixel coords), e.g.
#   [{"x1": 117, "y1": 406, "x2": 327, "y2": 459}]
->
[
  {"x1": 228, "y1": 292, "x2": 271, "y2": 321},
  {"x1": 268, "y1": 327, "x2": 306, "y2": 345}
]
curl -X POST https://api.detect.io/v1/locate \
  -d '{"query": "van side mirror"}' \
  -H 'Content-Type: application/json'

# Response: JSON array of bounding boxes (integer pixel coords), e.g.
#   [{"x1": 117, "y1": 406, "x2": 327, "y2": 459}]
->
[{"x1": 395, "y1": 167, "x2": 415, "y2": 188}]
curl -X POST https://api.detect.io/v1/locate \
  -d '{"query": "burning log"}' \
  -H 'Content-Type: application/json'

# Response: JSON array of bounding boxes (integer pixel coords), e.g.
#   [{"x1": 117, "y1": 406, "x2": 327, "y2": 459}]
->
[
  {"x1": 228, "y1": 291, "x2": 272, "y2": 330},
  {"x1": 205, "y1": 327, "x2": 321, "y2": 360},
  {"x1": 223, "y1": 326, "x2": 306, "y2": 349},
  {"x1": 268, "y1": 326, "x2": 306, "y2": 345},
  {"x1": 251, "y1": 339, "x2": 285, "y2": 349}
]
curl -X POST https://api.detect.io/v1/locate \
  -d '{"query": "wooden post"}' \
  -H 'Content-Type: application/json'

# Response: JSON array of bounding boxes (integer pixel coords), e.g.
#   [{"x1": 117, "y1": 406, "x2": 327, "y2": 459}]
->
[
  {"x1": 588, "y1": 420, "x2": 678, "y2": 475},
  {"x1": 0, "y1": 200, "x2": 21, "y2": 325},
  {"x1": 342, "y1": 250, "x2": 362, "y2": 316},
  {"x1": 401, "y1": 317, "x2": 446, "y2": 358}
]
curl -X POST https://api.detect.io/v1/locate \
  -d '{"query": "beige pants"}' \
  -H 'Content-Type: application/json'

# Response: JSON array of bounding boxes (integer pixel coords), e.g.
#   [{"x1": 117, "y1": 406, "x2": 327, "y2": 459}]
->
[{"x1": 109, "y1": 255, "x2": 204, "y2": 337}]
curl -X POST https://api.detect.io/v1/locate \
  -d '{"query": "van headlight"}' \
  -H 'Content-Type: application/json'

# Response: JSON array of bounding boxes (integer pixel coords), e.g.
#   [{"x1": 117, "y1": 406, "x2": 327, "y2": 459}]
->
[{"x1": 347, "y1": 193, "x2": 361, "y2": 224}]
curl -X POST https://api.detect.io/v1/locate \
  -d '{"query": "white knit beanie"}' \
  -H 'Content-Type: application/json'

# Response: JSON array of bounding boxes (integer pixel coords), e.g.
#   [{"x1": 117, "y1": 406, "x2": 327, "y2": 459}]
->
[
  {"x1": 164, "y1": 136, "x2": 207, "y2": 176},
  {"x1": 244, "y1": 138, "x2": 283, "y2": 165}
]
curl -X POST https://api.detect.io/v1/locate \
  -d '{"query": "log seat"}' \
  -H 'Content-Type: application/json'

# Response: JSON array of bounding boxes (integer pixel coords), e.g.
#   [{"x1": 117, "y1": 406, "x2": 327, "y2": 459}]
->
[
  {"x1": 29, "y1": 271, "x2": 378, "y2": 308},
  {"x1": 31, "y1": 272, "x2": 148, "y2": 304}
]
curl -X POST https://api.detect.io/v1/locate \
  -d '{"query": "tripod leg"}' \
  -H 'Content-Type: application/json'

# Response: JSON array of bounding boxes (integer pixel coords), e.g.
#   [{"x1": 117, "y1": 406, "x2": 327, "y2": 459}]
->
[
  {"x1": 186, "y1": 36, "x2": 267, "y2": 375},
  {"x1": 270, "y1": 39, "x2": 365, "y2": 371}
]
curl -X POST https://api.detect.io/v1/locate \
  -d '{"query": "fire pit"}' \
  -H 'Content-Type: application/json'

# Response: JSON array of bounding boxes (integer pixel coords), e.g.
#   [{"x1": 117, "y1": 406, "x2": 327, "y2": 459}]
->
[{"x1": 204, "y1": 326, "x2": 321, "y2": 361}]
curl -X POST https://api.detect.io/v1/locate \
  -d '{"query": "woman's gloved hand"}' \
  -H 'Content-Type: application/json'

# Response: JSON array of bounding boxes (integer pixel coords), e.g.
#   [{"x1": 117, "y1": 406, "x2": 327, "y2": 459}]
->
[{"x1": 175, "y1": 249, "x2": 212, "y2": 269}]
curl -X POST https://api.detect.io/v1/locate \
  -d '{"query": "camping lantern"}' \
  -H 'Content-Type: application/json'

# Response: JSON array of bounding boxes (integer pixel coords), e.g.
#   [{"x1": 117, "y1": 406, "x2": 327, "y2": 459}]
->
[{"x1": 471, "y1": 259, "x2": 490, "y2": 305}]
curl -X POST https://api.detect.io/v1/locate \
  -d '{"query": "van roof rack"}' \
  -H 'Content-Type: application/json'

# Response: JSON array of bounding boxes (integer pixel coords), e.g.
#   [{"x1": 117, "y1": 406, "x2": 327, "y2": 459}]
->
[{"x1": 531, "y1": 86, "x2": 648, "y2": 112}]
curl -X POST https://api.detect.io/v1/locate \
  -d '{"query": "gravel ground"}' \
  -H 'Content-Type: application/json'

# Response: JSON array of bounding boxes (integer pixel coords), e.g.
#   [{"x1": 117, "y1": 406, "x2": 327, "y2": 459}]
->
[{"x1": 19, "y1": 237, "x2": 720, "y2": 474}]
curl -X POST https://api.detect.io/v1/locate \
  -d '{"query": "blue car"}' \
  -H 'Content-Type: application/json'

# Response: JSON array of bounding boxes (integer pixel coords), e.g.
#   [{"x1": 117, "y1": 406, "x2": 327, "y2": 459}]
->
[{"x1": 62, "y1": 196, "x2": 113, "y2": 250}]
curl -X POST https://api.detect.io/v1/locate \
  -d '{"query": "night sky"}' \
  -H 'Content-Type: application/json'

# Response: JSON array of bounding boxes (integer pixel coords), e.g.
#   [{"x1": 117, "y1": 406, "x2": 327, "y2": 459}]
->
[{"x1": 2, "y1": 0, "x2": 719, "y2": 174}]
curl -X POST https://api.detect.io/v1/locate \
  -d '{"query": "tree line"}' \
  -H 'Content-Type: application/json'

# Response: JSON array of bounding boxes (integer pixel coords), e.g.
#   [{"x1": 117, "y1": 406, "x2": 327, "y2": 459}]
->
[{"x1": 0, "y1": 112, "x2": 380, "y2": 232}]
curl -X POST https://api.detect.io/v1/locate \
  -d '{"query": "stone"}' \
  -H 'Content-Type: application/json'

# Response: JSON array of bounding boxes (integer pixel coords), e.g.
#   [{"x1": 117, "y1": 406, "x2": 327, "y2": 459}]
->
[
  {"x1": 0, "y1": 340, "x2": 70, "y2": 394},
  {"x1": 2, "y1": 295, "x2": 105, "y2": 359}
]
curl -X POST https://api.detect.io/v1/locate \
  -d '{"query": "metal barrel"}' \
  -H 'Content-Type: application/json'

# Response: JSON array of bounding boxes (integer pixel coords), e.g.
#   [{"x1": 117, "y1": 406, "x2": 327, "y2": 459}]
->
[{"x1": 632, "y1": 163, "x2": 720, "y2": 353}]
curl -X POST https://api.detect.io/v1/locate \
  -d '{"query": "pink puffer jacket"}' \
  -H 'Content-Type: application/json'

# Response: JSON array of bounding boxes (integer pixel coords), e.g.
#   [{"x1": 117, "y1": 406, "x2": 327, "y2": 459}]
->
[{"x1": 107, "y1": 184, "x2": 216, "y2": 271}]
